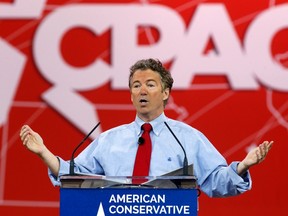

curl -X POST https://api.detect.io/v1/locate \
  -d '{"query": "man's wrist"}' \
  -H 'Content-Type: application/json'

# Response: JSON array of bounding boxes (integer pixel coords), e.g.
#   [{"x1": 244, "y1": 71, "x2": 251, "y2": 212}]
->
[{"x1": 237, "y1": 161, "x2": 249, "y2": 176}]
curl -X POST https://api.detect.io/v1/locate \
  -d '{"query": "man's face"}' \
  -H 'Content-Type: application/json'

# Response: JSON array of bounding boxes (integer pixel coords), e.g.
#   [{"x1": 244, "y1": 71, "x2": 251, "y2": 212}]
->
[{"x1": 130, "y1": 69, "x2": 169, "y2": 121}]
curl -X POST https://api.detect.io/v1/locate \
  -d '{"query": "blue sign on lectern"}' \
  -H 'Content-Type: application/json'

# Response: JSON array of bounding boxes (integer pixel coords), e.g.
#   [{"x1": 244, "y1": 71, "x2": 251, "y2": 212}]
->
[{"x1": 60, "y1": 188, "x2": 198, "y2": 216}]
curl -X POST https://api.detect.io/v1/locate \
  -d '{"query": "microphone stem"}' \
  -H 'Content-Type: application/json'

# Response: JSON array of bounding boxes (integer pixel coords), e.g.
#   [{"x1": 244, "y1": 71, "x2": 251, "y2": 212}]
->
[
  {"x1": 69, "y1": 122, "x2": 101, "y2": 175},
  {"x1": 164, "y1": 122, "x2": 189, "y2": 176}
]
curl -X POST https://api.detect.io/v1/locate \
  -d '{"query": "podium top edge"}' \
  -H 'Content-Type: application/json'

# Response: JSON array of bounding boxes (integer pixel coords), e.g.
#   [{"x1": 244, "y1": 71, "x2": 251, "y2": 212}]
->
[{"x1": 60, "y1": 175, "x2": 197, "y2": 181}]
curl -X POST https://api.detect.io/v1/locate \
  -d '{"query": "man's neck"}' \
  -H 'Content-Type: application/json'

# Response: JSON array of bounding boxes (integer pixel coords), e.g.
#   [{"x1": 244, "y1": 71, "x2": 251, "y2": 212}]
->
[{"x1": 137, "y1": 112, "x2": 163, "y2": 123}]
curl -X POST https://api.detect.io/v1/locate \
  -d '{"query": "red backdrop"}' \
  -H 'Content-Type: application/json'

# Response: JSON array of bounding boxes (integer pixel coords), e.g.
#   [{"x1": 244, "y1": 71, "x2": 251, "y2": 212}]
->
[{"x1": 1, "y1": 0, "x2": 287, "y2": 215}]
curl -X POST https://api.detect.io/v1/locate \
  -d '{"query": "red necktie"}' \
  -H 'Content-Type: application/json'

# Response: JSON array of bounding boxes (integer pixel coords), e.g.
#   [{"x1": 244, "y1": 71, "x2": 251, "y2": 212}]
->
[{"x1": 132, "y1": 123, "x2": 152, "y2": 184}]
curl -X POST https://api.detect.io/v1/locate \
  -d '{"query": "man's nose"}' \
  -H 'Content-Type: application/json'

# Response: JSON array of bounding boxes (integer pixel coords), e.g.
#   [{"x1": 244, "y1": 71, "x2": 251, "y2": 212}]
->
[{"x1": 140, "y1": 85, "x2": 148, "y2": 94}]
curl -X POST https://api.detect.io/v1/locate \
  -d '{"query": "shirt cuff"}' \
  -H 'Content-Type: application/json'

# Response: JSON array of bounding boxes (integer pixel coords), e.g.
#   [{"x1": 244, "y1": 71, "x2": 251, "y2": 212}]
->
[
  {"x1": 229, "y1": 161, "x2": 252, "y2": 192},
  {"x1": 48, "y1": 156, "x2": 70, "y2": 186}
]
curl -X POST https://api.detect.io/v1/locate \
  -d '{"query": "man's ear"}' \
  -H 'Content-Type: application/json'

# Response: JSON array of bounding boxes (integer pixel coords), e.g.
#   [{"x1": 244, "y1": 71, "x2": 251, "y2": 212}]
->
[
  {"x1": 163, "y1": 88, "x2": 170, "y2": 101},
  {"x1": 130, "y1": 93, "x2": 133, "y2": 102}
]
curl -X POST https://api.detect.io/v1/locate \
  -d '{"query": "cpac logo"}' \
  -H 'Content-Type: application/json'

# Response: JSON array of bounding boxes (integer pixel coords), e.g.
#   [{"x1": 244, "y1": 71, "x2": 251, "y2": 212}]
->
[
  {"x1": 1, "y1": 2, "x2": 288, "y2": 135},
  {"x1": 33, "y1": 4, "x2": 288, "y2": 91}
]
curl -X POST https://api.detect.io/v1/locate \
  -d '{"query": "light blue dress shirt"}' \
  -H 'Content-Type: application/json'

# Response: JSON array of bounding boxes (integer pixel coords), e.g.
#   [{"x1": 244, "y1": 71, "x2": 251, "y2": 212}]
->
[{"x1": 49, "y1": 113, "x2": 251, "y2": 197}]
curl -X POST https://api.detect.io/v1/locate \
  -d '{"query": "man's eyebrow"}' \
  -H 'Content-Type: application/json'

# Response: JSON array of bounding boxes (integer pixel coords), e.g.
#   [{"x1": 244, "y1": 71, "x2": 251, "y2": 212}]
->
[
  {"x1": 132, "y1": 80, "x2": 140, "y2": 85},
  {"x1": 132, "y1": 79, "x2": 156, "y2": 84},
  {"x1": 146, "y1": 79, "x2": 156, "y2": 82}
]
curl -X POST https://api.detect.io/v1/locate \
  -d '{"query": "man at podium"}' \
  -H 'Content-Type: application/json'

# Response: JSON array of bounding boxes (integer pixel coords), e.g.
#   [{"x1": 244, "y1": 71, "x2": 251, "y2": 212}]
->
[{"x1": 20, "y1": 58, "x2": 273, "y2": 198}]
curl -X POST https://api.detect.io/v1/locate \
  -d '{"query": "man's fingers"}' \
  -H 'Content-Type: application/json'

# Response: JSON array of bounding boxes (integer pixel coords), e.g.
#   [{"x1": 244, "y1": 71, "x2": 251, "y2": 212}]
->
[
  {"x1": 20, "y1": 125, "x2": 34, "y2": 140},
  {"x1": 20, "y1": 125, "x2": 35, "y2": 146},
  {"x1": 256, "y1": 149, "x2": 262, "y2": 160},
  {"x1": 257, "y1": 141, "x2": 274, "y2": 162},
  {"x1": 20, "y1": 130, "x2": 29, "y2": 142},
  {"x1": 267, "y1": 141, "x2": 274, "y2": 150}
]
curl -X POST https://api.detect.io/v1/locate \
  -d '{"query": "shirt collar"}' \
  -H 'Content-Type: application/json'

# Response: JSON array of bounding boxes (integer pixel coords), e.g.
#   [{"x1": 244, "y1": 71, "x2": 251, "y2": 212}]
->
[{"x1": 135, "y1": 113, "x2": 167, "y2": 136}]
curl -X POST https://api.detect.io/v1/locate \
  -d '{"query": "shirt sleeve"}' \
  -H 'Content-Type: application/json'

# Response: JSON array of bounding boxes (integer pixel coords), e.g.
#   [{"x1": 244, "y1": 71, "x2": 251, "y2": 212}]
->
[
  {"x1": 188, "y1": 128, "x2": 252, "y2": 197},
  {"x1": 229, "y1": 161, "x2": 252, "y2": 193},
  {"x1": 48, "y1": 156, "x2": 70, "y2": 186},
  {"x1": 200, "y1": 161, "x2": 252, "y2": 197}
]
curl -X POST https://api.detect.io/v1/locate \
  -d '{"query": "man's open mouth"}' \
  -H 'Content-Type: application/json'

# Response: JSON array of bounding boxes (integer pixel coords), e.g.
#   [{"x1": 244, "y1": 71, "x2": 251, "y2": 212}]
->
[{"x1": 139, "y1": 99, "x2": 148, "y2": 104}]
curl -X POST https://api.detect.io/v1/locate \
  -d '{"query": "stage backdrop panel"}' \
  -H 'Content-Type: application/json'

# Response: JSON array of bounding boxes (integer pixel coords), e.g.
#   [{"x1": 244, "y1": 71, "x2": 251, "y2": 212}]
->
[{"x1": 0, "y1": 0, "x2": 287, "y2": 215}]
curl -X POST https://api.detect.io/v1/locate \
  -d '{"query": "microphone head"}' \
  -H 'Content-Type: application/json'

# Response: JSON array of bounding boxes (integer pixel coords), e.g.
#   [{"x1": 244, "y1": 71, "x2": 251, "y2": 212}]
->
[{"x1": 138, "y1": 137, "x2": 145, "y2": 145}]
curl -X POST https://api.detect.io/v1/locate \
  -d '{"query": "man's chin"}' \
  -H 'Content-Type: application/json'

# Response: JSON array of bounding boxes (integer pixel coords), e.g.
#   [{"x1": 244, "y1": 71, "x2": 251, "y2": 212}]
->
[{"x1": 137, "y1": 108, "x2": 150, "y2": 116}]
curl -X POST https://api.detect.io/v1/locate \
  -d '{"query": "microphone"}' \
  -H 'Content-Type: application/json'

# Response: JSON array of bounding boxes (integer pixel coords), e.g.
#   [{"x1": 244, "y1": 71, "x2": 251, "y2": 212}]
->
[
  {"x1": 164, "y1": 122, "x2": 189, "y2": 176},
  {"x1": 138, "y1": 137, "x2": 145, "y2": 145},
  {"x1": 69, "y1": 122, "x2": 101, "y2": 175}
]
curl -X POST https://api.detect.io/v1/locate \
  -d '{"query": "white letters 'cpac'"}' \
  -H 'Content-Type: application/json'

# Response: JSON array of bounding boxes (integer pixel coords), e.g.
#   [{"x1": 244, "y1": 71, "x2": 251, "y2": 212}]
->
[{"x1": 17, "y1": 3, "x2": 288, "y2": 135}]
